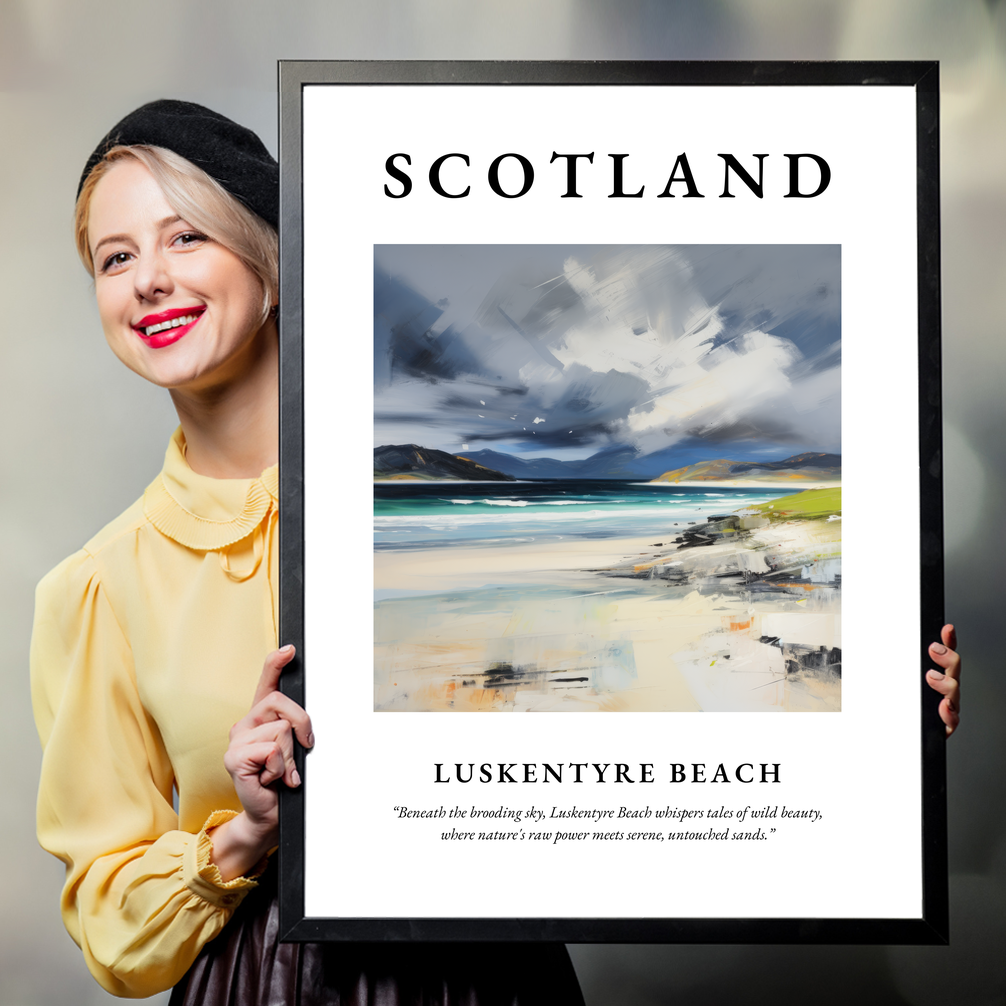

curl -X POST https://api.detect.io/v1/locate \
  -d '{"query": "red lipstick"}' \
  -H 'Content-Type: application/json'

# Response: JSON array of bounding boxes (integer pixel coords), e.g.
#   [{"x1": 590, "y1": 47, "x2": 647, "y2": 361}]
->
[{"x1": 132, "y1": 306, "x2": 205, "y2": 349}]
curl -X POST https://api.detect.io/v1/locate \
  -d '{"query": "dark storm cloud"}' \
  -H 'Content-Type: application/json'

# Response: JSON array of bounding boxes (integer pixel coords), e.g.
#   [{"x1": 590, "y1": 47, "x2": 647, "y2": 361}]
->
[{"x1": 373, "y1": 244, "x2": 840, "y2": 458}]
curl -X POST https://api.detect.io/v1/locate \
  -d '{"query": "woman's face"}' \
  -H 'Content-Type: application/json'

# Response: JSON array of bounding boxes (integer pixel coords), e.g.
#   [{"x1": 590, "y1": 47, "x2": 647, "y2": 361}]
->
[{"x1": 87, "y1": 158, "x2": 270, "y2": 393}]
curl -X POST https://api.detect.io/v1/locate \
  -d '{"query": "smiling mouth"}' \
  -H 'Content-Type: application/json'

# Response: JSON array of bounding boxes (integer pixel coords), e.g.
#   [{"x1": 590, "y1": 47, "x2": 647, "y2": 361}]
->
[
  {"x1": 134, "y1": 307, "x2": 206, "y2": 338},
  {"x1": 142, "y1": 313, "x2": 199, "y2": 337}
]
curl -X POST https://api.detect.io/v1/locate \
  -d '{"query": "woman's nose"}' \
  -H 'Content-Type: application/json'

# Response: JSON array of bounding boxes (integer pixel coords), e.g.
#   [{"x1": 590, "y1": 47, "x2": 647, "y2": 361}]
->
[{"x1": 133, "y1": 249, "x2": 173, "y2": 302}]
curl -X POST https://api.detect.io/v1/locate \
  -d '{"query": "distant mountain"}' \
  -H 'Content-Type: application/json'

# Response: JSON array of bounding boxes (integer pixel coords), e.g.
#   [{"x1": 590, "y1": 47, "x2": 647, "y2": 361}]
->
[
  {"x1": 651, "y1": 452, "x2": 841, "y2": 484},
  {"x1": 374, "y1": 444, "x2": 515, "y2": 481},
  {"x1": 458, "y1": 446, "x2": 840, "y2": 482},
  {"x1": 457, "y1": 445, "x2": 639, "y2": 480}
]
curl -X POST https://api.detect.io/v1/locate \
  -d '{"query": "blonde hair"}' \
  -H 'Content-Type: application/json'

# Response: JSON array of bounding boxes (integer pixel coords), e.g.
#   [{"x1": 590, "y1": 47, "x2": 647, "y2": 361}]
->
[{"x1": 75, "y1": 145, "x2": 278, "y2": 322}]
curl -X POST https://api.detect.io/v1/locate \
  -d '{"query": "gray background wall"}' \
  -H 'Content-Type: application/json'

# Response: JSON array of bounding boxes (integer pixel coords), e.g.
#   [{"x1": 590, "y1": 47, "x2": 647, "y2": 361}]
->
[{"x1": 1, "y1": 2, "x2": 1003, "y2": 1003}]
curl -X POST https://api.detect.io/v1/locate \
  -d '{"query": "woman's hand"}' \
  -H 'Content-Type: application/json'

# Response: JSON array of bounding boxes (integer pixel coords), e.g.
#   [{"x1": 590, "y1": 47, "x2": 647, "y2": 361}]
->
[
  {"x1": 926, "y1": 624, "x2": 961, "y2": 738},
  {"x1": 209, "y1": 645, "x2": 314, "y2": 881}
]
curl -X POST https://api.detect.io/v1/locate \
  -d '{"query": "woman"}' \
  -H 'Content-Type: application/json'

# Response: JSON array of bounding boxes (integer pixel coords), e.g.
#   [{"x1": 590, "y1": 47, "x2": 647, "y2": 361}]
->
[
  {"x1": 32, "y1": 99, "x2": 963, "y2": 1003},
  {"x1": 31, "y1": 100, "x2": 586, "y2": 1003}
]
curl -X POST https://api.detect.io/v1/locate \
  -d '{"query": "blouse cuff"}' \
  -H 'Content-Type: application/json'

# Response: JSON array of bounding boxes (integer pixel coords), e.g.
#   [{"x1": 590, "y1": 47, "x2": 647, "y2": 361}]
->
[{"x1": 183, "y1": 810, "x2": 269, "y2": 909}]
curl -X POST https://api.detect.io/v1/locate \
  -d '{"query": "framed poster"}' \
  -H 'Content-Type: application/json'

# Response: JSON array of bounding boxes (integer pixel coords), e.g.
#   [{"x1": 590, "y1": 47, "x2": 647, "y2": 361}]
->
[{"x1": 277, "y1": 61, "x2": 946, "y2": 943}]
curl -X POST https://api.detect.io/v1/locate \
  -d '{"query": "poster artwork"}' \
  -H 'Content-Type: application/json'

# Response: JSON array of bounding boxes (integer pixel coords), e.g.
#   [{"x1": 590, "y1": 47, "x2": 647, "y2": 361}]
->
[
  {"x1": 288, "y1": 65, "x2": 942, "y2": 940},
  {"x1": 373, "y1": 243, "x2": 841, "y2": 713}
]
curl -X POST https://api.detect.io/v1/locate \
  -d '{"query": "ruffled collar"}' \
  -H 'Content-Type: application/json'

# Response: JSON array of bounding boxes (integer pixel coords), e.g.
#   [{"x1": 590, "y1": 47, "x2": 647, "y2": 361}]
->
[{"x1": 143, "y1": 428, "x2": 278, "y2": 551}]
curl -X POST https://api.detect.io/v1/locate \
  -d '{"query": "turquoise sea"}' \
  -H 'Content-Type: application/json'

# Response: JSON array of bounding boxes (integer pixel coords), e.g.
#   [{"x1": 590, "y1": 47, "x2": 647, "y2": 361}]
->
[{"x1": 374, "y1": 480, "x2": 783, "y2": 549}]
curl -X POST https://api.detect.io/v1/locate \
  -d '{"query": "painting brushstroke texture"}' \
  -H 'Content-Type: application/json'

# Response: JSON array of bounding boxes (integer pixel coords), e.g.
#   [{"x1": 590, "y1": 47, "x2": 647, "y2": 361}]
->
[{"x1": 373, "y1": 245, "x2": 841, "y2": 712}]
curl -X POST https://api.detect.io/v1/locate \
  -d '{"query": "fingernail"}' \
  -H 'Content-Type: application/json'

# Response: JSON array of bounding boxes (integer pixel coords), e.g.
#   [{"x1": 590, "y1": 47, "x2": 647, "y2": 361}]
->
[
  {"x1": 280, "y1": 644, "x2": 295, "y2": 654},
  {"x1": 306, "y1": 732, "x2": 315, "y2": 748},
  {"x1": 931, "y1": 643, "x2": 947, "y2": 655},
  {"x1": 927, "y1": 669, "x2": 944, "y2": 680},
  {"x1": 292, "y1": 768, "x2": 301, "y2": 787}
]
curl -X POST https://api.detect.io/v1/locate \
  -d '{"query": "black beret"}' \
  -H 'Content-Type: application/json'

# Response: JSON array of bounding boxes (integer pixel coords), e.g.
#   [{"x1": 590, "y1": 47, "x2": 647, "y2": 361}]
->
[{"x1": 78, "y1": 99, "x2": 278, "y2": 228}]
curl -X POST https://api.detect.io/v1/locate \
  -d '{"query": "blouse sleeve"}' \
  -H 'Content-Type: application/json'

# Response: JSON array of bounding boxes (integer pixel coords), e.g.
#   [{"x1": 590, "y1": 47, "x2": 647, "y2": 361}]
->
[{"x1": 31, "y1": 549, "x2": 262, "y2": 998}]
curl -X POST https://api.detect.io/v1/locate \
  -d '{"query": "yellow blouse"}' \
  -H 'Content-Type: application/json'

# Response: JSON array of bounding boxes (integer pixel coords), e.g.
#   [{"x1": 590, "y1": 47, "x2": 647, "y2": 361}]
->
[{"x1": 31, "y1": 428, "x2": 279, "y2": 998}]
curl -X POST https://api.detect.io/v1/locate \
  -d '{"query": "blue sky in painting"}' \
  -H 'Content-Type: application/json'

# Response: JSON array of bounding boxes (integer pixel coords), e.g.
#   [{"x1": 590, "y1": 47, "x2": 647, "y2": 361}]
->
[{"x1": 374, "y1": 245, "x2": 840, "y2": 465}]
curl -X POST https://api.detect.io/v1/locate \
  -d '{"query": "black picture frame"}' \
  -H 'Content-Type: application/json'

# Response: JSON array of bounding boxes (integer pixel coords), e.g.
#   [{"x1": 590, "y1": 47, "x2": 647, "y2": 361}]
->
[{"x1": 277, "y1": 60, "x2": 945, "y2": 944}]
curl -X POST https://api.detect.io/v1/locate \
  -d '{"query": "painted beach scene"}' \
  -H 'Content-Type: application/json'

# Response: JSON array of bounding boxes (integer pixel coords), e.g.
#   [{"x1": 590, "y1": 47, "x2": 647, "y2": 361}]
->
[{"x1": 374, "y1": 245, "x2": 841, "y2": 712}]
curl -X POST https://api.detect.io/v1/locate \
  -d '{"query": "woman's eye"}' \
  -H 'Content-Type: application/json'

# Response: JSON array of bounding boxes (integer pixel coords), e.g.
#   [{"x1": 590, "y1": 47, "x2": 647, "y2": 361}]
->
[
  {"x1": 101, "y1": 251, "x2": 132, "y2": 273},
  {"x1": 173, "y1": 231, "x2": 207, "y2": 248}
]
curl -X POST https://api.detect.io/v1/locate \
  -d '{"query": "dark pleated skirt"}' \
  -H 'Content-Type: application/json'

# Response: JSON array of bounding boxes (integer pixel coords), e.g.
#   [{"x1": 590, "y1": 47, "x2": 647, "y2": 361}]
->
[{"x1": 169, "y1": 869, "x2": 584, "y2": 1006}]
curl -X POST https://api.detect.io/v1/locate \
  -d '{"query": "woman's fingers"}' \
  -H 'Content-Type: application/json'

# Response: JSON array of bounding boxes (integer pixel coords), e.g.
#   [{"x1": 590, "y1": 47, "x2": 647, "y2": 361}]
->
[
  {"x1": 252, "y1": 644, "x2": 297, "y2": 707},
  {"x1": 223, "y1": 644, "x2": 311, "y2": 815},
  {"x1": 224, "y1": 738, "x2": 287, "y2": 788},
  {"x1": 258, "y1": 742, "x2": 289, "y2": 787},
  {"x1": 218, "y1": 647, "x2": 309, "y2": 847},
  {"x1": 926, "y1": 669, "x2": 960, "y2": 736},
  {"x1": 232, "y1": 689, "x2": 314, "y2": 750},
  {"x1": 242, "y1": 644, "x2": 314, "y2": 749},
  {"x1": 230, "y1": 719, "x2": 302, "y2": 788},
  {"x1": 925, "y1": 667, "x2": 959, "y2": 704},
  {"x1": 925, "y1": 683, "x2": 960, "y2": 736},
  {"x1": 928, "y1": 634, "x2": 961, "y2": 683},
  {"x1": 927, "y1": 623, "x2": 961, "y2": 737},
  {"x1": 254, "y1": 691, "x2": 313, "y2": 748},
  {"x1": 941, "y1": 623, "x2": 958, "y2": 653}
]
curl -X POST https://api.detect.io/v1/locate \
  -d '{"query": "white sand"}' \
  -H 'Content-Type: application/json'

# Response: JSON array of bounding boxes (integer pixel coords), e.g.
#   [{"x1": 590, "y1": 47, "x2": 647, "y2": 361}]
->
[{"x1": 374, "y1": 516, "x2": 841, "y2": 713}]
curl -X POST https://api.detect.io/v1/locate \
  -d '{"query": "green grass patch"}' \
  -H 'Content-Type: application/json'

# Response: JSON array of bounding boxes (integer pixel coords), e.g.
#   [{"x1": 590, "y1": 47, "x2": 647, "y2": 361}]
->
[{"x1": 744, "y1": 486, "x2": 842, "y2": 520}]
